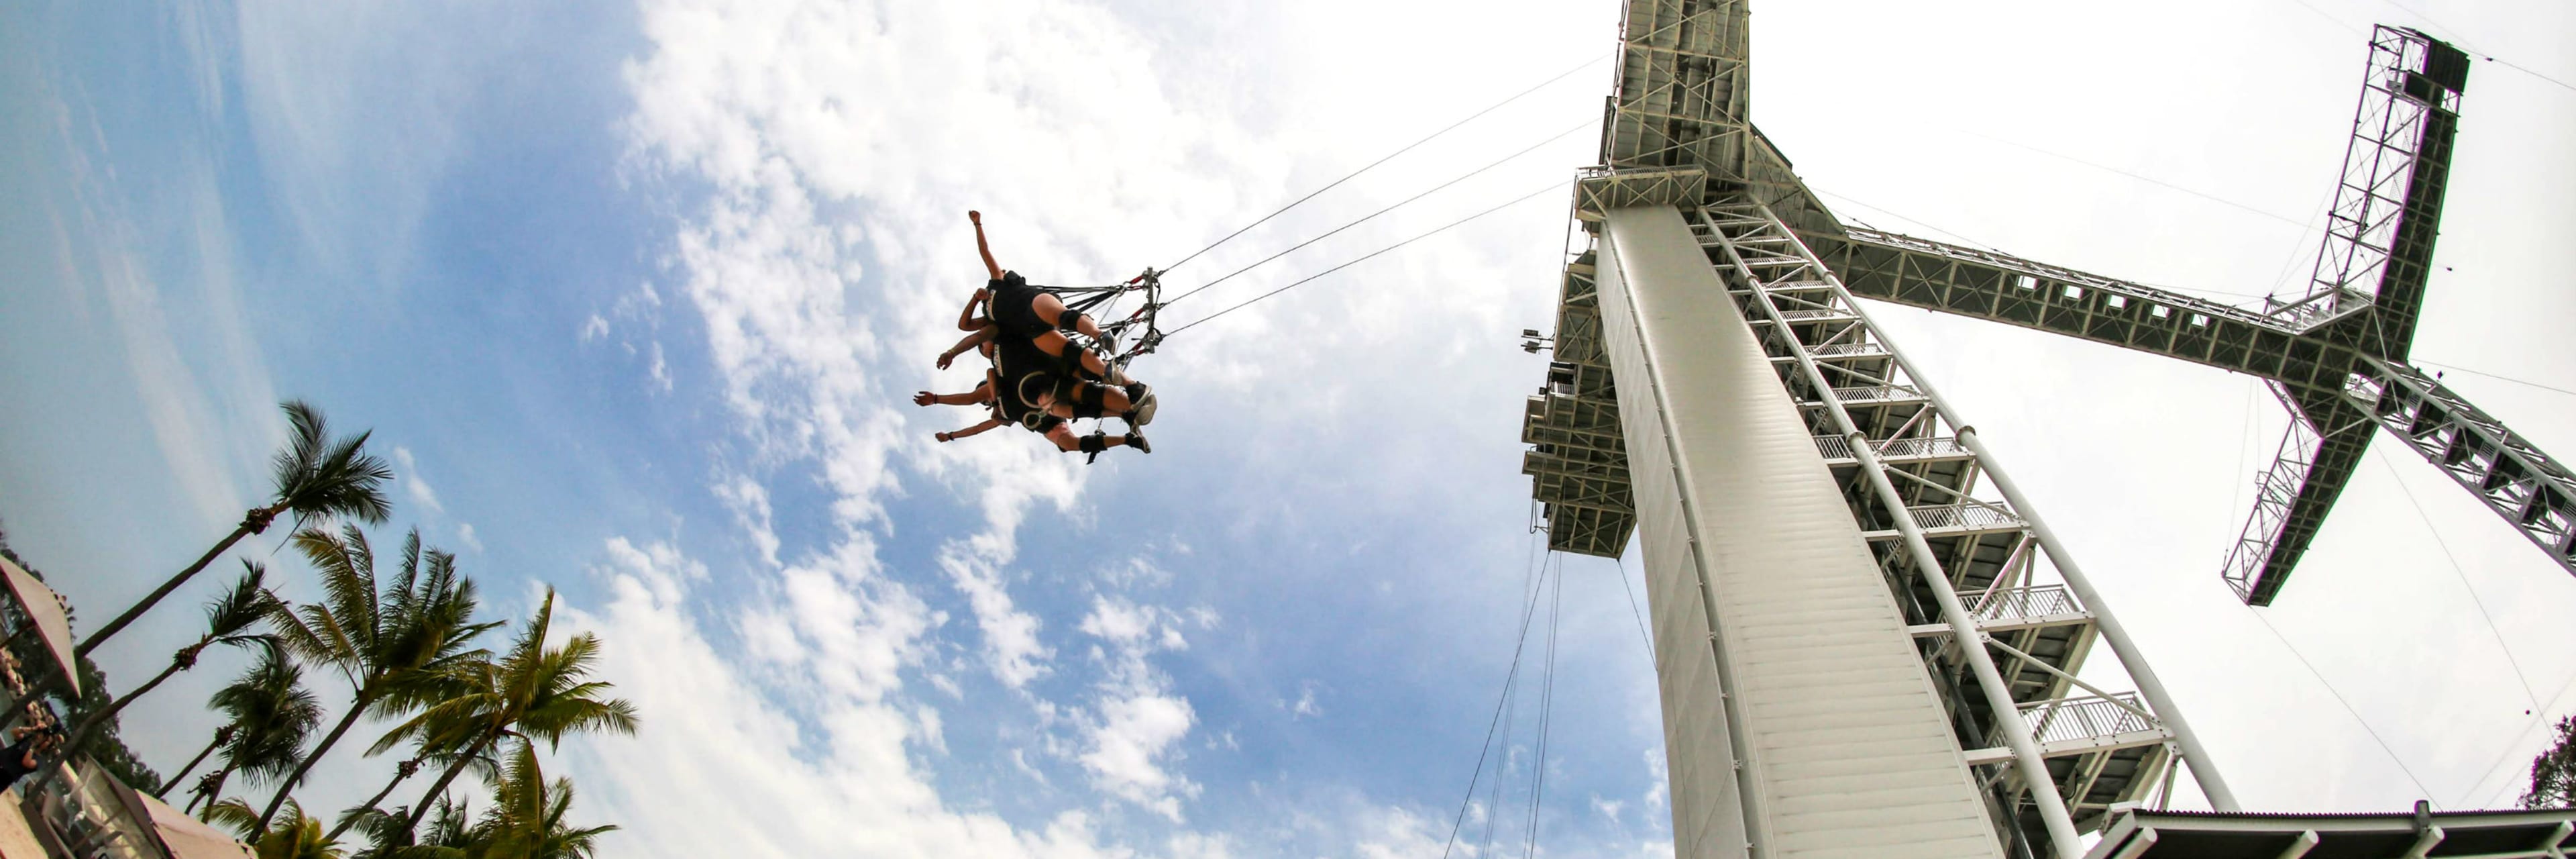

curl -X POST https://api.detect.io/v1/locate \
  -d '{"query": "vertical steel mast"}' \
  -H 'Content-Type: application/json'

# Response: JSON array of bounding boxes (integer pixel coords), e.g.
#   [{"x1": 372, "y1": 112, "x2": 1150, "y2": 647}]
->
[{"x1": 1525, "y1": 3, "x2": 2575, "y2": 857}]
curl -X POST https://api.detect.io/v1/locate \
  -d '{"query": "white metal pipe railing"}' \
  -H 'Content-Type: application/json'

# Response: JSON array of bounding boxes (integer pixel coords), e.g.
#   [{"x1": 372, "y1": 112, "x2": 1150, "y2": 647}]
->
[
  {"x1": 1752, "y1": 203, "x2": 2245, "y2": 813},
  {"x1": 1708, "y1": 203, "x2": 2086, "y2": 858}
]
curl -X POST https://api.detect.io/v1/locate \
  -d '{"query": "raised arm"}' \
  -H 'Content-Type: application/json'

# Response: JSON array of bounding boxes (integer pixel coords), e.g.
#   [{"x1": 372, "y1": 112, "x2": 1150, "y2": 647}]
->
[
  {"x1": 937, "y1": 417, "x2": 1005, "y2": 443},
  {"x1": 970, "y1": 210, "x2": 1003, "y2": 281},
  {"x1": 938, "y1": 327, "x2": 998, "y2": 368},
  {"x1": 956, "y1": 289, "x2": 991, "y2": 332}
]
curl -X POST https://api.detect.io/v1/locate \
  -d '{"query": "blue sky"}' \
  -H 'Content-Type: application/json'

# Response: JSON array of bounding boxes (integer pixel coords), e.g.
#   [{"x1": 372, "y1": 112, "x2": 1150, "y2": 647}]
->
[{"x1": 3, "y1": 0, "x2": 2575, "y2": 856}]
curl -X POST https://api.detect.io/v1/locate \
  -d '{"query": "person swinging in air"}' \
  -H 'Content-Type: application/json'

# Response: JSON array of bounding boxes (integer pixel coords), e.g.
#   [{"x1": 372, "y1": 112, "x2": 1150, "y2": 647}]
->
[
  {"x1": 914, "y1": 332, "x2": 1150, "y2": 459},
  {"x1": 916, "y1": 276, "x2": 1150, "y2": 459},
  {"x1": 957, "y1": 210, "x2": 1157, "y2": 425}
]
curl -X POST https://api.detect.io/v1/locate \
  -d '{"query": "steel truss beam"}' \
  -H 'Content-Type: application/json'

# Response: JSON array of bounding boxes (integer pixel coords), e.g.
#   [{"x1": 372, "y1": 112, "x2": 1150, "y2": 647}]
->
[
  {"x1": 2358, "y1": 360, "x2": 2576, "y2": 572},
  {"x1": 1694, "y1": 195, "x2": 2241, "y2": 855},
  {"x1": 1790, "y1": 26, "x2": 2500, "y2": 605}
]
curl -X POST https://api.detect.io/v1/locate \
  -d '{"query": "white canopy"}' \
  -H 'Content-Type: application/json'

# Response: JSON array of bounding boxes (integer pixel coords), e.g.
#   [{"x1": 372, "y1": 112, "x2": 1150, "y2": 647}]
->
[{"x1": 0, "y1": 555, "x2": 80, "y2": 697}]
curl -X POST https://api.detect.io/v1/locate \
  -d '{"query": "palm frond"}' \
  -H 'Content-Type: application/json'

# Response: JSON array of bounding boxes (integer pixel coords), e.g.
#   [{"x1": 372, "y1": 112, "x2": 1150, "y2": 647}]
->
[{"x1": 204, "y1": 561, "x2": 279, "y2": 637}]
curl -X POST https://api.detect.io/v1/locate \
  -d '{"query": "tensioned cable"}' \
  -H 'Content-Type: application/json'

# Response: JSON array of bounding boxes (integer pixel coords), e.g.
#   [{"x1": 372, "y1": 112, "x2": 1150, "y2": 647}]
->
[
  {"x1": 1612, "y1": 556, "x2": 1654, "y2": 663},
  {"x1": 2463, "y1": 670, "x2": 2576, "y2": 808},
  {"x1": 1947, "y1": 128, "x2": 2314, "y2": 230},
  {"x1": 1521, "y1": 557, "x2": 1565, "y2": 859},
  {"x1": 2359, "y1": 0, "x2": 2576, "y2": 95},
  {"x1": 1159, "y1": 54, "x2": 1609, "y2": 276},
  {"x1": 2416, "y1": 360, "x2": 2576, "y2": 400},
  {"x1": 1439, "y1": 542, "x2": 1556, "y2": 859},
  {"x1": 1159, "y1": 3, "x2": 1742, "y2": 276},
  {"x1": 1163, "y1": 119, "x2": 1591, "y2": 310},
  {"x1": 1477, "y1": 554, "x2": 1551, "y2": 859},
  {"x1": 1164, "y1": 179, "x2": 1570, "y2": 338},
  {"x1": 2248, "y1": 607, "x2": 2440, "y2": 803},
  {"x1": 2371, "y1": 447, "x2": 2543, "y2": 712},
  {"x1": 1813, "y1": 187, "x2": 2284, "y2": 303}
]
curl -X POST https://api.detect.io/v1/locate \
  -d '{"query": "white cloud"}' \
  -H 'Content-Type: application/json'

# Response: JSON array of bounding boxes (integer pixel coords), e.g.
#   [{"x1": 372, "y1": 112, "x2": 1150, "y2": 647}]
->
[
  {"x1": 1075, "y1": 595, "x2": 1200, "y2": 820},
  {"x1": 393, "y1": 446, "x2": 445, "y2": 515},
  {"x1": 455, "y1": 521, "x2": 483, "y2": 553},
  {"x1": 1350, "y1": 805, "x2": 1448, "y2": 859},
  {"x1": 580, "y1": 313, "x2": 610, "y2": 342},
  {"x1": 557, "y1": 538, "x2": 1140, "y2": 857},
  {"x1": 939, "y1": 544, "x2": 1050, "y2": 688},
  {"x1": 712, "y1": 473, "x2": 780, "y2": 568},
  {"x1": 1289, "y1": 681, "x2": 1323, "y2": 720}
]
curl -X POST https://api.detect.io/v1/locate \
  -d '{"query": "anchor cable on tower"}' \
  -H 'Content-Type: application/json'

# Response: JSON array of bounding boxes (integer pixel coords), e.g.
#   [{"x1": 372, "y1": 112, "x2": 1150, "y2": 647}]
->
[{"x1": 1165, "y1": 179, "x2": 1568, "y2": 338}]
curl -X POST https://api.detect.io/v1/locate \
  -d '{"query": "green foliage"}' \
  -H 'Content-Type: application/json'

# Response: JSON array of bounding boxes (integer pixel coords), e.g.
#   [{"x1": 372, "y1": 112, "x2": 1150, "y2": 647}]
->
[
  {"x1": 347, "y1": 743, "x2": 612, "y2": 859},
  {"x1": 258, "y1": 525, "x2": 496, "y2": 826},
  {"x1": 209, "y1": 797, "x2": 345, "y2": 859},
  {"x1": 268, "y1": 400, "x2": 396, "y2": 532},
  {"x1": 182, "y1": 642, "x2": 323, "y2": 805},
  {"x1": 375, "y1": 589, "x2": 639, "y2": 774},
  {"x1": 2524, "y1": 715, "x2": 2576, "y2": 809}
]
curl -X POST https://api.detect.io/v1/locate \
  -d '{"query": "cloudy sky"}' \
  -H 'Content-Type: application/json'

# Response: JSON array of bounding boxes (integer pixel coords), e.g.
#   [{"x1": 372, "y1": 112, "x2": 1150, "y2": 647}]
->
[{"x1": 2, "y1": 0, "x2": 2572, "y2": 856}]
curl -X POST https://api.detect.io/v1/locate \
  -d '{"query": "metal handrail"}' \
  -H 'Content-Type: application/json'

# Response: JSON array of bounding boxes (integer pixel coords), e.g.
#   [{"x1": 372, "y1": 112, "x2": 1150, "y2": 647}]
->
[
  {"x1": 1966, "y1": 585, "x2": 2084, "y2": 622},
  {"x1": 2014, "y1": 693, "x2": 2160, "y2": 748},
  {"x1": 1812, "y1": 435, "x2": 1969, "y2": 461},
  {"x1": 1907, "y1": 503, "x2": 2022, "y2": 532},
  {"x1": 1830, "y1": 385, "x2": 1924, "y2": 404}
]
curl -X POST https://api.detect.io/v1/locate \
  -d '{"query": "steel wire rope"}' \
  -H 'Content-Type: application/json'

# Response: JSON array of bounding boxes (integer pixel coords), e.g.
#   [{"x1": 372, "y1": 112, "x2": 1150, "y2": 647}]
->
[
  {"x1": 1521, "y1": 556, "x2": 1566, "y2": 859},
  {"x1": 1612, "y1": 556, "x2": 1655, "y2": 664},
  {"x1": 1438, "y1": 538, "x2": 1556, "y2": 859},
  {"x1": 2354, "y1": 0, "x2": 2576, "y2": 95},
  {"x1": 1157, "y1": 3, "x2": 1733, "y2": 276},
  {"x1": 2415, "y1": 360, "x2": 2576, "y2": 400},
  {"x1": 1159, "y1": 55, "x2": 1609, "y2": 276},
  {"x1": 1477, "y1": 553, "x2": 1554, "y2": 859},
  {"x1": 2463, "y1": 670, "x2": 2576, "y2": 809},
  {"x1": 1948, "y1": 128, "x2": 2316, "y2": 230},
  {"x1": 1163, "y1": 179, "x2": 1570, "y2": 338},
  {"x1": 1161, "y1": 120, "x2": 1591, "y2": 312},
  {"x1": 2246, "y1": 606, "x2": 2441, "y2": 803},
  {"x1": 2369, "y1": 447, "x2": 2543, "y2": 712},
  {"x1": 1811, "y1": 187, "x2": 2284, "y2": 303}
]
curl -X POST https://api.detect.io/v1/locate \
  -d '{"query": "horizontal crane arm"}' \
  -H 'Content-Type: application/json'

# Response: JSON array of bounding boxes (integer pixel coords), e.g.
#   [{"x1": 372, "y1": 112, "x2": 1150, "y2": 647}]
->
[{"x1": 2359, "y1": 360, "x2": 2576, "y2": 577}]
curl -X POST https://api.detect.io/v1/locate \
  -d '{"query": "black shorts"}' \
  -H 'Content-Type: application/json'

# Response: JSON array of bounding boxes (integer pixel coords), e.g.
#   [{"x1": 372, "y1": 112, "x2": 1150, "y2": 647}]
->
[{"x1": 988, "y1": 274, "x2": 1052, "y2": 340}]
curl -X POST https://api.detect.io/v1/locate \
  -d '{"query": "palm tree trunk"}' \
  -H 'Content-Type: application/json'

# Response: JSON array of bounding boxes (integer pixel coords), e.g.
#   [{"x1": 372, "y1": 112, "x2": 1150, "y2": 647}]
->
[
  {"x1": 25, "y1": 644, "x2": 196, "y2": 796},
  {"x1": 154, "y1": 731, "x2": 226, "y2": 797},
  {"x1": 259, "y1": 690, "x2": 371, "y2": 829},
  {"x1": 185, "y1": 767, "x2": 231, "y2": 814},
  {"x1": 322, "y1": 758, "x2": 418, "y2": 840},
  {"x1": 78, "y1": 515, "x2": 264, "y2": 657},
  {"x1": 404, "y1": 732, "x2": 497, "y2": 829}
]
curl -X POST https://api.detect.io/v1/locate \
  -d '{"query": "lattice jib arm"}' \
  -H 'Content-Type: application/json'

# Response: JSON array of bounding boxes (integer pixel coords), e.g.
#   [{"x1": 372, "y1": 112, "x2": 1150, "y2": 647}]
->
[
  {"x1": 2269, "y1": 25, "x2": 2467, "y2": 345},
  {"x1": 2361, "y1": 360, "x2": 2576, "y2": 578},
  {"x1": 2220, "y1": 385, "x2": 2379, "y2": 605},
  {"x1": 1810, "y1": 230, "x2": 2371, "y2": 405}
]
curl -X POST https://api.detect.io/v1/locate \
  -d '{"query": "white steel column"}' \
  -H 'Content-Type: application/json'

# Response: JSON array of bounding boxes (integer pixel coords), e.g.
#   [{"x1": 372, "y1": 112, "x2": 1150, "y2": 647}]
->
[
  {"x1": 1727, "y1": 201, "x2": 2241, "y2": 812},
  {"x1": 1703, "y1": 207, "x2": 2085, "y2": 858},
  {"x1": 1595, "y1": 205, "x2": 2003, "y2": 859}
]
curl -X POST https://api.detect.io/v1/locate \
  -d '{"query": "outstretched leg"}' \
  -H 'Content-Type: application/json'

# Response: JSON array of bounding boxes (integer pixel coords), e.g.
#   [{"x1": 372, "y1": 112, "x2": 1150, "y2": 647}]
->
[
  {"x1": 1029, "y1": 292, "x2": 1104, "y2": 340},
  {"x1": 1028, "y1": 331, "x2": 1133, "y2": 386}
]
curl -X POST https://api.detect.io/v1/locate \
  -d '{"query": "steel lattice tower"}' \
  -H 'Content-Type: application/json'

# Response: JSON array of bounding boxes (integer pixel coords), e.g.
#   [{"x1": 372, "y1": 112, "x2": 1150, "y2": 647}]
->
[{"x1": 1518, "y1": 3, "x2": 2576, "y2": 857}]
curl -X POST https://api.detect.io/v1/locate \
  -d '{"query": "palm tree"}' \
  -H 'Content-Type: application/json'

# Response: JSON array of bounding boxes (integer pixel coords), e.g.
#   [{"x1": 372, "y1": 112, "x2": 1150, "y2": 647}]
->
[
  {"x1": 390, "y1": 589, "x2": 636, "y2": 831},
  {"x1": 40, "y1": 562, "x2": 278, "y2": 797},
  {"x1": 469, "y1": 741, "x2": 617, "y2": 859},
  {"x1": 260, "y1": 527, "x2": 494, "y2": 829},
  {"x1": 339, "y1": 803, "x2": 466, "y2": 859},
  {"x1": 157, "y1": 724, "x2": 234, "y2": 799},
  {"x1": 168, "y1": 643, "x2": 323, "y2": 812},
  {"x1": 79, "y1": 400, "x2": 391, "y2": 658},
  {"x1": 208, "y1": 797, "x2": 345, "y2": 859}
]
